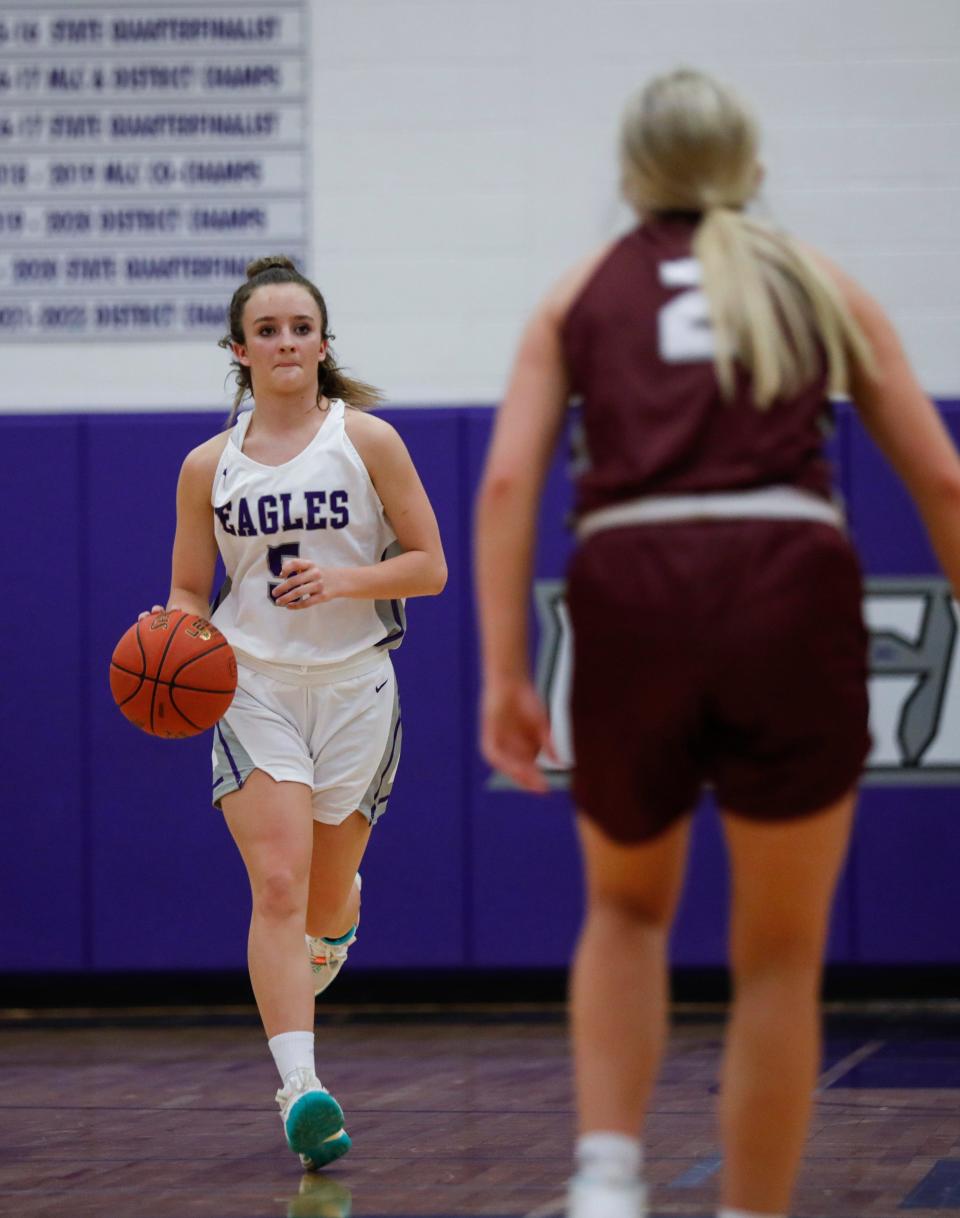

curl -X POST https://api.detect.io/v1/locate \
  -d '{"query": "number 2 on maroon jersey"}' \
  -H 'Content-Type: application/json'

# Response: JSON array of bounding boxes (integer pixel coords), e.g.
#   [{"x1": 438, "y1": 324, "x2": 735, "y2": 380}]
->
[{"x1": 657, "y1": 258, "x2": 715, "y2": 364}]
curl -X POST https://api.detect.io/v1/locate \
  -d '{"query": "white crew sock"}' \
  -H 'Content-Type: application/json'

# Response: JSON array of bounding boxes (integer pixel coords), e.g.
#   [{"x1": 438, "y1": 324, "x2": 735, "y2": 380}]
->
[
  {"x1": 268, "y1": 1030, "x2": 316, "y2": 1086},
  {"x1": 719, "y1": 1209, "x2": 786, "y2": 1218},
  {"x1": 575, "y1": 1131, "x2": 644, "y2": 1184}
]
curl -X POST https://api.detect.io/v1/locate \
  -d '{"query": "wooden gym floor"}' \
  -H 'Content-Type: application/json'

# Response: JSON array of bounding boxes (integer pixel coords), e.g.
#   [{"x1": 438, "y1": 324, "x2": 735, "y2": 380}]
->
[{"x1": 1, "y1": 1004, "x2": 958, "y2": 1218}]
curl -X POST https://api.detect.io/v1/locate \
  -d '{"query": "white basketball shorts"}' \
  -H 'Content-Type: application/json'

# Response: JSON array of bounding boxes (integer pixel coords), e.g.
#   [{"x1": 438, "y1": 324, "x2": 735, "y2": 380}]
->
[{"x1": 211, "y1": 654, "x2": 401, "y2": 826}]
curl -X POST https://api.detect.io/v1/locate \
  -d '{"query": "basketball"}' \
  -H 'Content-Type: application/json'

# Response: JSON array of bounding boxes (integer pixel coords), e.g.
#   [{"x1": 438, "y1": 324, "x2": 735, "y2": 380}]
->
[{"x1": 109, "y1": 610, "x2": 238, "y2": 738}]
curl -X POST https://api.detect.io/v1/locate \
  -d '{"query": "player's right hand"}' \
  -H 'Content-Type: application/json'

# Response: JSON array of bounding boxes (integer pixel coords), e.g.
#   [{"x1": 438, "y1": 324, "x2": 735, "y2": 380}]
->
[
  {"x1": 137, "y1": 604, "x2": 166, "y2": 621},
  {"x1": 481, "y1": 678, "x2": 557, "y2": 794}
]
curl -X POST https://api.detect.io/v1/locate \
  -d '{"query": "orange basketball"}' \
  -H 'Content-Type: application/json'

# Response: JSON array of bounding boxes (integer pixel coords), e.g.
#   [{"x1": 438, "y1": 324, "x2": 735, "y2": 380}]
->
[{"x1": 109, "y1": 610, "x2": 238, "y2": 738}]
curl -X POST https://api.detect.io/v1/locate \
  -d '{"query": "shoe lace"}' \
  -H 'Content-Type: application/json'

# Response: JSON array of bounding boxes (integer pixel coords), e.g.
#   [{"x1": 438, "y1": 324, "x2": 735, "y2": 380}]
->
[
  {"x1": 276, "y1": 1067, "x2": 324, "y2": 1107},
  {"x1": 309, "y1": 934, "x2": 354, "y2": 968}
]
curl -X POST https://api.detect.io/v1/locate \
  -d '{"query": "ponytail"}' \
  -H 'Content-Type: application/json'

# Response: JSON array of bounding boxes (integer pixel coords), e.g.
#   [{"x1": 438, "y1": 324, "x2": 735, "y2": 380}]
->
[
  {"x1": 693, "y1": 209, "x2": 874, "y2": 407},
  {"x1": 621, "y1": 68, "x2": 875, "y2": 407}
]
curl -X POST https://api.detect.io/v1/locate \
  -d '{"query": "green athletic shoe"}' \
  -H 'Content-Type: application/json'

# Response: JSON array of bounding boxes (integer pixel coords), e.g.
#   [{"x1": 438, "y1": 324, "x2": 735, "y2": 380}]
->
[
  {"x1": 307, "y1": 874, "x2": 362, "y2": 996},
  {"x1": 276, "y1": 1068, "x2": 351, "y2": 1169}
]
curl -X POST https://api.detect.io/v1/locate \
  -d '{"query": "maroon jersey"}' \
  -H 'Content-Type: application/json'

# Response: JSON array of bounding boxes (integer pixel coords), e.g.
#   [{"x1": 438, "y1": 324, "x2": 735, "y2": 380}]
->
[{"x1": 561, "y1": 215, "x2": 835, "y2": 518}]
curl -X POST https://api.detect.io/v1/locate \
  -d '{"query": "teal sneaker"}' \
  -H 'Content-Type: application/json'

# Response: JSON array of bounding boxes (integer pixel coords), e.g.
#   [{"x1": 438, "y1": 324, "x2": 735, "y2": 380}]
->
[
  {"x1": 276, "y1": 1068, "x2": 351, "y2": 1169},
  {"x1": 307, "y1": 874, "x2": 362, "y2": 997}
]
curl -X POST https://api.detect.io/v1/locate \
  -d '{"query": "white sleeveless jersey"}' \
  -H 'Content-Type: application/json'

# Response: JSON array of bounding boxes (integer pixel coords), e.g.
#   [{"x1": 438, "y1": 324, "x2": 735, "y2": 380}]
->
[{"x1": 210, "y1": 400, "x2": 405, "y2": 667}]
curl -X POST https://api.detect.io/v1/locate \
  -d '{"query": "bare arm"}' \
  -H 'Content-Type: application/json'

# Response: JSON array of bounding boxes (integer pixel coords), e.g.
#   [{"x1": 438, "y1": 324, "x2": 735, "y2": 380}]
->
[
  {"x1": 272, "y1": 414, "x2": 447, "y2": 608},
  {"x1": 475, "y1": 305, "x2": 571, "y2": 684},
  {"x1": 474, "y1": 290, "x2": 580, "y2": 790},
  {"x1": 825, "y1": 260, "x2": 960, "y2": 596},
  {"x1": 475, "y1": 250, "x2": 607, "y2": 699},
  {"x1": 166, "y1": 438, "x2": 224, "y2": 619},
  {"x1": 474, "y1": 250, "x2": 610, "y2": 790}
]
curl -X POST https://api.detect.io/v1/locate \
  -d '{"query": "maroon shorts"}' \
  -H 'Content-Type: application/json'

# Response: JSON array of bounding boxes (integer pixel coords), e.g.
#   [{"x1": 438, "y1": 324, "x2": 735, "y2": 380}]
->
[{"x1": 566, "y1": 519, "x2": 871, "y2": 842}]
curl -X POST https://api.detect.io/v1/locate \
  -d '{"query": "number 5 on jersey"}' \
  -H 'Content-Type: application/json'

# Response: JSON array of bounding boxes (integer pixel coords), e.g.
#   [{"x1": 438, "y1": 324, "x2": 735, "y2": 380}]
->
[{"x1": 267, "y1": 542, "x2": 301, "y2": 603}]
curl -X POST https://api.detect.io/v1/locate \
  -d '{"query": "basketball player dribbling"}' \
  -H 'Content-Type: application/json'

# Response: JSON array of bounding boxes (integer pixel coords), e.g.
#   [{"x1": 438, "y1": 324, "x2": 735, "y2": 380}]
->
[
  {"x1": 475, "y1": 69, "x2": 960, "y2": 1218},
  {"x1": 143, "y1": 255, "x2": 446, "y2": 1169}
]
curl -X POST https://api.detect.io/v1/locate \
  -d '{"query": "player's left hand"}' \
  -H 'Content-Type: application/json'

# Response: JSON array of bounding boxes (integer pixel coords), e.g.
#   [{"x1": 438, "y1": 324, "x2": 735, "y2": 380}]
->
[{"x1": 272, "y1": 558, "x2": 349, "y2": 608}]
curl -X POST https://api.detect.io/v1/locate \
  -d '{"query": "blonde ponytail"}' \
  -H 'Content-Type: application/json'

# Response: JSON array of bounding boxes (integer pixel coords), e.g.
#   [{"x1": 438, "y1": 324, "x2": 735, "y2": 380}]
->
[
  {"x1": 621, "y1": 68, "x2": 874, "y2": 407},
  {"x1": 694, "y1": 209, "x2": 874, "y2": 407}
]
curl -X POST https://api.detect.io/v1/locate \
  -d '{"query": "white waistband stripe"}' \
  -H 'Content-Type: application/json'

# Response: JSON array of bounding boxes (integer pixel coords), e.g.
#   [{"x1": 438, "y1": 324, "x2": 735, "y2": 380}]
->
[
  {"x1": 576, "y1": 486, "x2": 844, "y2": 540},
  {"x1": 234, "y1": 646, "x2": 387, "y2": 686}
]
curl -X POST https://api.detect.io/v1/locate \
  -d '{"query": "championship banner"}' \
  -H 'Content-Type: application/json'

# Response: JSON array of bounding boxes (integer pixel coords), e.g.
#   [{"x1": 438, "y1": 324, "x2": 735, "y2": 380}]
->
[{"x1": 0, "y1": 3, "x2": 309, "y2": 341}]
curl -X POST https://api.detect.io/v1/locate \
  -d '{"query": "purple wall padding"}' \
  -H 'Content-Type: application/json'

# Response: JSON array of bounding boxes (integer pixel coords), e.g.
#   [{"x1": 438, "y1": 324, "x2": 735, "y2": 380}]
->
[
  {"x1": 463, "y1": 410, "x2": 582, "y2": 966},
  {"x1": 0, "y1": 402, "x2": 958, "y2": 972},
  {"x1": 0, "y1": 419, "x2": 86, "y2": 969},
  {"x1": 349, "y1": 411, "x2": 467, "y2": 967},
  {"x1": 851, "y1": 793, "x2": 960, "y2": 964},
  {"x1": 843, "y1": 404, "x2": 960, "y2": 964},
  {"x1": 84, "y1": 416, "x2": 249, "y2": 969}
]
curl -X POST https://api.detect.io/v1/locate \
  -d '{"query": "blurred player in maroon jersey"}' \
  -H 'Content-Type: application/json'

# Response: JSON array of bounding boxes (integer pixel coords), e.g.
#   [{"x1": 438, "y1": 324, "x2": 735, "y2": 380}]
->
[{"x1": 476, "y1": 68, "x2": 960, "y2": 1218}]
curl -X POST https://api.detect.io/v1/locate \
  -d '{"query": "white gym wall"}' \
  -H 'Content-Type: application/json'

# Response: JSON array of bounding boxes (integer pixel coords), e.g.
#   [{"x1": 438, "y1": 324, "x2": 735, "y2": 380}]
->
[{"x1": 3, "y1": 0, "x2": 958, "y2": 411}]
